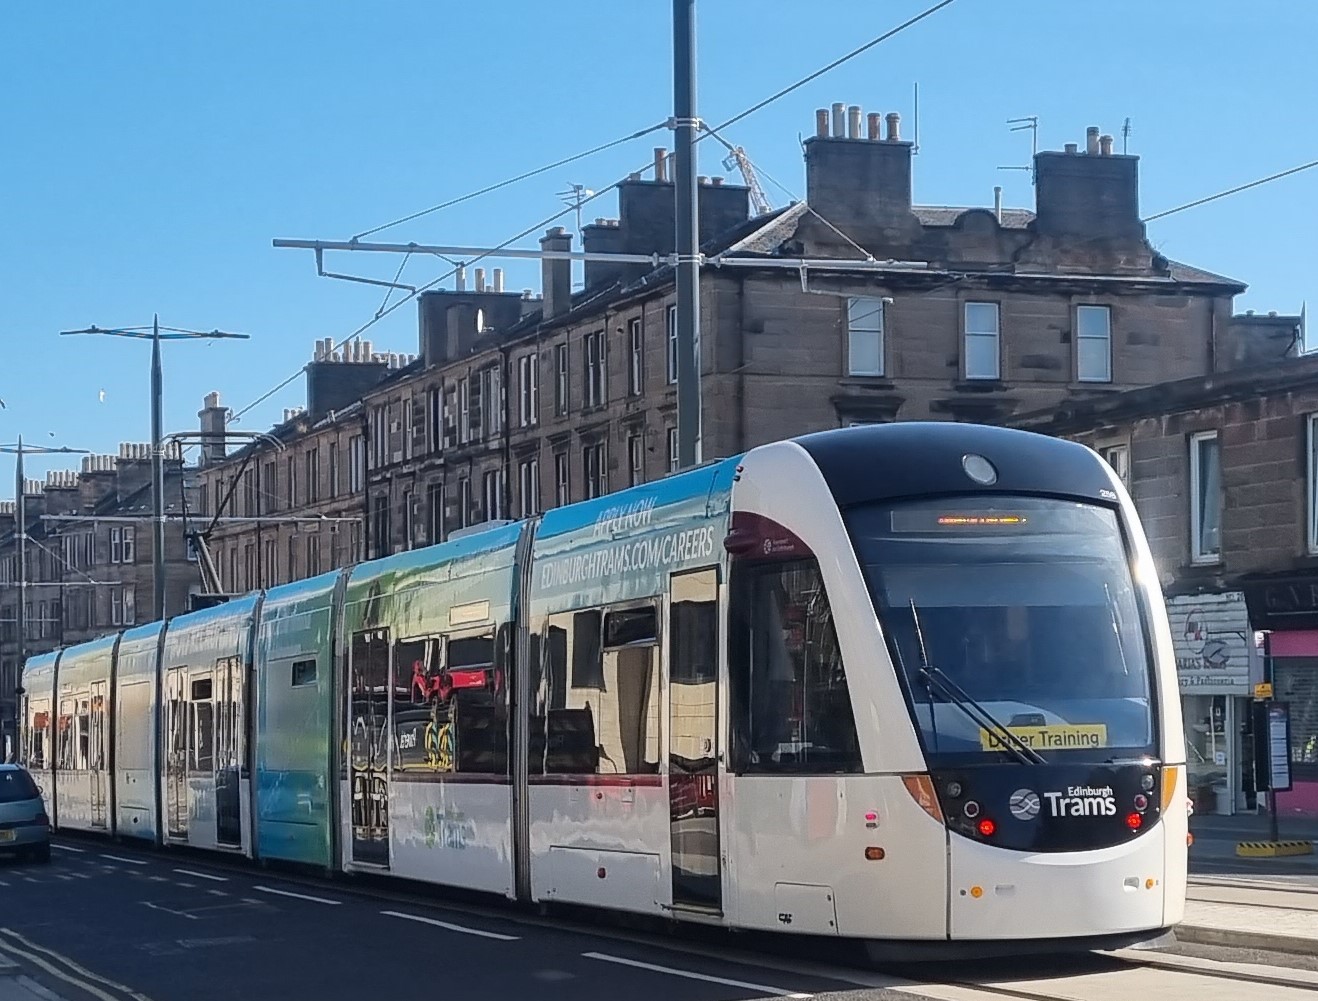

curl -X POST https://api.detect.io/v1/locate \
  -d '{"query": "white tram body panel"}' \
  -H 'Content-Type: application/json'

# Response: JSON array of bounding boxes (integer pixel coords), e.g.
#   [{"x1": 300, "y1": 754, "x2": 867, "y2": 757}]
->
[
  {"x1": 48, "y1": 634, "x2": 117, "y2": 834},
  {"x1": 114, "y1": 623, "x2": 165, "y2": 843}
]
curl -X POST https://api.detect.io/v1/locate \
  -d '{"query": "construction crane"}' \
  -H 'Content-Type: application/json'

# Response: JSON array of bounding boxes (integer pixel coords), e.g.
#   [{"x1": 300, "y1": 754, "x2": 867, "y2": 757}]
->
[{"x1": 705, "y1": 130, "x2": 773, "y2": 216}]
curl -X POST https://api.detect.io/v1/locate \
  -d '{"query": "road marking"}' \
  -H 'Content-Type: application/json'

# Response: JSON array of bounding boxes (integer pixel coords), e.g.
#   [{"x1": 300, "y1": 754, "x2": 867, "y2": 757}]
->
[
  {"x1": 173, "y1": 868, "x2": 227, "y2": 882},
  {"x1": 143, "y1": 902, "x2": 199, "y2": 921},
  {"x1": 254, "y1": 885, "x2": 341, "y2": 905},
  {"x1": 207, "y1": 889, "x2": 227, "y2": 897},
  {"x1": 22, "y1": 877, "x2": 39, "y2": 884},
  {"x1": 381, "y1": 909, "x2": 518, "y2": 941},
  {"x1": 54, "y1": 874, "x2": 74, "y2": 881},
  {"x1": 175, "y1": 881, "x2": 196, "y2": 888},
  {"x1": 100, "y1": 853, "x2": 147, "y2": 866},
  {"x1": 0, "y1": 928, "x2": 155, "y2": 1001},
  {"x1": 582, "y1": 952, "x2": 812, "y2": 998},
  {"x1": 70, "y1": 872, "x2": 92, "y2": 880},
  {"x1": 51, "y1": 844, "x2": 85, "y2": 853}
]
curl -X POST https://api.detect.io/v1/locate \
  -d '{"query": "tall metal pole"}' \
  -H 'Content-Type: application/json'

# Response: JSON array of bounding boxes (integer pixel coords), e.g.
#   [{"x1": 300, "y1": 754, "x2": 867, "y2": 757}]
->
[
  {"x1": 14, "y1": 436, "x2": 25, "y2": 687},
  {"x1": 673, "y1": 0, "x2": 702, "y2": 469},
  {"x1": 151, "y1": 314, "x2": 167, "y2": 621}
]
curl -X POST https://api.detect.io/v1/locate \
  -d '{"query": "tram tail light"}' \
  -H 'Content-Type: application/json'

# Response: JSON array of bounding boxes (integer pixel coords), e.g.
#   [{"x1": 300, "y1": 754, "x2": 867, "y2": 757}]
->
[
  {"x1": 977, "y1": 818, "x2": 997, "y2": 838},
  {"x1": 901, "y1": 774, "x2": 944, "y2": 825},
  {"x1": 1125, "y1": 812, "x2": 1143, "y2": 832},
  {"x1": 1160, "y1": 765, "x2": 1181, "y2": 812}
]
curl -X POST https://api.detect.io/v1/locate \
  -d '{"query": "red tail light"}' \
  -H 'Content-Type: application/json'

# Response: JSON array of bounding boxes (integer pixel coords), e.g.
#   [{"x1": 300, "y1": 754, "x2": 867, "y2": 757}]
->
[
  {"x1": 977, "y1": 818, "x2": 997, "y2": 837},
  {"x1": 1125, "y1": 812, "x2": 1143, "y2": 831}
]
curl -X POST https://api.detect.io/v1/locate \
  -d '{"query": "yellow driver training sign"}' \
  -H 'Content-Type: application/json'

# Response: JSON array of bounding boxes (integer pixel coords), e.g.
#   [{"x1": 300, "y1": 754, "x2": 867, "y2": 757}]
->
[{"x1": 979, "y1": 724, "x2": 1108, "y2": 752}]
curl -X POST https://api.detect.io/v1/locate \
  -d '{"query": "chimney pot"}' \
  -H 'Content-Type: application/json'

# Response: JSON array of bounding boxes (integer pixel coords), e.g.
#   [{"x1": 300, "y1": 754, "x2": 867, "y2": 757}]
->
[
  {"x1": 697, "y1": 175, "x2": 709, "y2": 186},
  {"x1": 847, "y1": 105, "x2": 862, "y2": 139},
  {"x1": 493, "y1": 267, "x2": 504, "y2": 293},
  {"x1": 628, "y1": 171, "x2": 641, "y2": 181},
  {"x1": 831, "y1": 102, "x2": 845, "y2": 138},
  {"x1": 1086, "y1": 126, "x2": 1101, "y2": 155},
  {"x1": 653, "y1": 147, "x2": 668, "y2": 182},
  {"x1": 475, "y1": 267, "x2": 486, "y2": 293},
  {"x1": 867, "y1": 112, "x2": 882, "y2": 140},
  {"x1": 711, "y1": 176, "x2": 724, "y2": 186},
  {"x1": 885, "y1": 112, "x2": 901, "y2": 142},
  {"x1": 815, "y1": 108, "x2": 830, "y2": 137},
  {"x1": 1098, "y1": 134, "x2": 1114, "y2": 156},
  {"x1": 1064, "y1": 142, "x2": 1079, "y2": 154},
  {"x1": 993, "y1": 185, "x2": 1003, "y2": 222}
]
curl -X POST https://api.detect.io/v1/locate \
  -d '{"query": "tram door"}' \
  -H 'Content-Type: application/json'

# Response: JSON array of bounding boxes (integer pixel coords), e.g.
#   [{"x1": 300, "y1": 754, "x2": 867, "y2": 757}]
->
[
  {"x1": 348, "y1": 630, "x2": 390, "y2": 867},
  {"x1": 667, "y1": 568, "x2": 723, "y2": 912},
  {"x1": 214, "y1": 656, "x2": 242, "y2": 847},
  {"x1": 164, "y1": 668, "x2": 188, "y2": 839},
  {"x1": 89, "y1": 681, "x2": 109, "y2": 829}
]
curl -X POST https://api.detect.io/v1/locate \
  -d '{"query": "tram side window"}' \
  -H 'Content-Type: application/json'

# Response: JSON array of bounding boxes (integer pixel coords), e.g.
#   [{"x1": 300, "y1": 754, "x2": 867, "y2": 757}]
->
[
  {"x1": 191, "y1": 677, "x2": 214, "y2": 773},
  {"x1": 27, "y1": 702, "x2": 49, "y2": 769},
  {"x1": 532, "y1": 605, "x2": 660, "y2": 776},
  {"x1": 729, "y1": 558, "x2": 862, "y2": 774},
  {"x1": 57, "y1": 699, "x2": 75, "y2": 770},
  {"x1": 75, "y1": 696, "x2": 91, "y2": 770}
]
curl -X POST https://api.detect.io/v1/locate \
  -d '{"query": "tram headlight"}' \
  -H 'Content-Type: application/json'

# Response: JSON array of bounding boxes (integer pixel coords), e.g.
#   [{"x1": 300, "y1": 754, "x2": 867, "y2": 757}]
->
[{"x1": 1140, "y1": 773, "x2": 1155, "y2": 792}]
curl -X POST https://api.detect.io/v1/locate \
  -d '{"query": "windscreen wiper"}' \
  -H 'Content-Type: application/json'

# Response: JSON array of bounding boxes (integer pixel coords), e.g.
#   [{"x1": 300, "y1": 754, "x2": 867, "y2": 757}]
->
[{"x1": 908, "y1": 600, "x2": 1046, "y2": 766}]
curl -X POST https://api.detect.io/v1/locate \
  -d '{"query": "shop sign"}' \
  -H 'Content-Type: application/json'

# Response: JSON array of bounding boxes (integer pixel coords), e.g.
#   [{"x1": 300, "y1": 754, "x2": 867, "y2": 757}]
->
[
  {"x1": 1243, "y1": 575, "x2": 1318, "y2": 631},
  {"x1": 1169, "y1": 592, "x2": 1252, "y2": 694}
]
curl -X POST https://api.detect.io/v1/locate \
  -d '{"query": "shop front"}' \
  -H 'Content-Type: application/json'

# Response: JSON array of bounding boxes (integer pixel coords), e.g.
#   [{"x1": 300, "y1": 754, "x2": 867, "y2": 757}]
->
[
  {"x1": 1168, "y1": 592, "x2": 1262, "y2": 815},
  {"x1": 1243, "y1": 575, "x2": 1318, "y2": 818}
]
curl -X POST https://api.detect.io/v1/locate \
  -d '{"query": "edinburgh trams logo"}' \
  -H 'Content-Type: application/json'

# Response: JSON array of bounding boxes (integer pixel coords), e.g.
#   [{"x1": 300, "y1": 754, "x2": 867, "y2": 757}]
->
[
  {"x1": 1008, "y1": 788, "x2": 1041, "y2": 821},
  {"x1": 1043, "y1": 785, "x2": 1117, "y2": 817}
]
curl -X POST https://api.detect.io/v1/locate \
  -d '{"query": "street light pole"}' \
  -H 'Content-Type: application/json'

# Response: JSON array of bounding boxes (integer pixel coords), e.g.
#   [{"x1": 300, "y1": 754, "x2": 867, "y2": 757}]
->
[
  {"x1": 673, "y1": 0, "x2": 702, "y2": 470},
  {"x1": 59, "y1": 319, "x2": 250, "y2": 622},
  {"x1": 151, "y1": 315, "x2": 166, "y2": 624}
]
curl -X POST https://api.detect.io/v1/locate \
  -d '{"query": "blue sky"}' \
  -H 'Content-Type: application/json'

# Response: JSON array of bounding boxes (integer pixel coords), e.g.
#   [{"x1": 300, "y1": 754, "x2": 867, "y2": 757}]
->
[{"x1": 2, "y1": 1, "x2": 1315, "y2": 491}]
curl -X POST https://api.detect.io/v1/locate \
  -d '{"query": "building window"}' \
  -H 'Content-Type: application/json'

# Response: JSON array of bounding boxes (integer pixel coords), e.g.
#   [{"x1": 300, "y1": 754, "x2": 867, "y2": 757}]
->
[
  {"x1": 306, "y1": 448, "x2": 320, "y2": 504},
  {"x1": 1077, "y1": 305, "x2": 1112, "y2": 383},
  {"x1": 286, "y1": 455, "x2": 297, "y2": 509},
  {"x1": 481, "y1": 367, "x2": 501, "y2": 438},
  {"x1": 349, "y1": 522, "x2": 362, "y2": 564},
  {"x1": 628, "y1": 433, "x2": 644, "y2": 486},
  {"x1": 428, "y1": 385, "x2": 444, "y2": 452},
  {"x1": 554, "y1": 452, "x2": 569, "y2": 508},
  {"x1": 328, "y1": 443, "x2": 340, "y2": 500},
  {"x1": 264, "y1": 539, "x2": 278, "y2": 586},
  {"x1": 110, "y1": 588, "x2": 136, "y2": 627},
  {"x1": 288, "y1": 534, "x2": 299, "y2": 581},
  {"x1": 306, "y1": 534, "x2": 320, "y2": 576},
  {"x1": 666, "y1": 427, "x2": 679, "y2": 473},
  {"x1": 459, "y1": 377, "x2": 472, "y2": 443},
  {"x1": 519, "y1": 353, "x2": 539, "y2": 427},
  {"x1": 349, "y1": 435, "x2": 365, "y2": 493},
  {"x1": 243, "y1": 469, "x2": 256, "y2": 516},
  {"x1": 1307, "y1": 415, "x2": 1318, "y2": 554},
  {"x1": 1190, "y1": 431, "x2": 1221, "y2": 563},
  {"x1": 555, "y1": 343, "x2": 569, "y2": 416},
  {"x1": 1100, "y1": 443, "x2": 1131, "y2": 491},
  {"x1": 482, "y1": 471, "x2": 502, "y2": 522},
  {"x1": 666, "y1": 305, "x2": 678, "y2": 385},
  {"x1": 372, "y1": 405, "x2": 388, "y2": 466},
  {"x1": 36, "y1": 601, "x2": 47, "y2": 639},
  {"x1": 847, "y1": 296, "x2": 885, "y2": 377},
  {"x1": 109, "y1": 526, "x2": 135, "y2": 564},
  {"x1": 964, "y1": 302, "x2": 1000, "y2": 380},
  {"x1": 402, "y1": 488, "x2": 414, "y2": 549},
  {"x1": 585, "y1": 331, "x2": 606, "y2": 409},
  {"x1": 228, "y1": 548, "x2": 238, "y2": 593},
  {"x1": 628, "y1": 318, "x2": 643, "y2": 396},
  {"x1": 402, "y1": 397, "x2": 414, "y2": 460},
  {"x1": 372, "y1": 494, "x2": 391, "y2": 558},
  {"x1": 427, "y1": 482, "x2": 444, "y2": 544},
  {"x1": 457, "y1": 477, "x2": 472, "y2": 530},
  {"x1": 583, "y1": 441, "x2": 606, "y2": 499},
  {"x1": 520, "y1": 458, "x2": 539, "y2": 518}
]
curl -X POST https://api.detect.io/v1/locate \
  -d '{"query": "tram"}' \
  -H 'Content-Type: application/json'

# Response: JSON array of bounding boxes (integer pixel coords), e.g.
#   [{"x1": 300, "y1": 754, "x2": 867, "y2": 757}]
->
[{"x1": 19, "y1": 423, "x2": 1187, "y2": 955}]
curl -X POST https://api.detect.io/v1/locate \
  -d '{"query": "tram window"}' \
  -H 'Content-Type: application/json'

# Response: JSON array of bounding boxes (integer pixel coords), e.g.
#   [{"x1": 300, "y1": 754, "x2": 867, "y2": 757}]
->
[
  {"x1": 391, "y1": 636, "x2": 441, "y2": 774},
  {"x1": 191, "y1": 677, "x2": 214, "y2": 773},
  {"x1": 75, "y1": 697, "x2": 90, "y2": 770},
  {"x1": 729, "y1": 559, "x2": 863, "y2": 774},
  {"x1": 57, "y1": 700, "x2": 75, "y2": 770},
  {"x1": 27, "y1": 702, "x2": 49, "y2": 769},
  {"x1": 533, "y1": 605, "x2": 660, "y2": 776},
  {"x1": 291, "y1": 659, "x2": 318, "y2": 687}
]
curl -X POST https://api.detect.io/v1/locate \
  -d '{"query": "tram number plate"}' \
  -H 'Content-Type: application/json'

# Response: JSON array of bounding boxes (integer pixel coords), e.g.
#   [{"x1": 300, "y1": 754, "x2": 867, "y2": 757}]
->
[
  {"x1": 0, "y1": 831, "x2": 15, "y2": 842},
  {"x1": 980, "y1": 724, "x2": 1108, "y2": 752}
]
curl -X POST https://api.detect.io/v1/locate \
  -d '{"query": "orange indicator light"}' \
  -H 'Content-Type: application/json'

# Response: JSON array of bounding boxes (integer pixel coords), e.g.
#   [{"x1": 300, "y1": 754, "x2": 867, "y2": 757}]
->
[{"x1": 970, "y1": 886, "x2": 984, "y2": 898}]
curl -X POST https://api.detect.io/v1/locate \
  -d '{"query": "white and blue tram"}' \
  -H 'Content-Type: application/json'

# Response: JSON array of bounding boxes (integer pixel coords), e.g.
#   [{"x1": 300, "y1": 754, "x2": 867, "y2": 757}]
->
[{"x1": 18, "y1": 423, "x2": 1187, "y2": 954}]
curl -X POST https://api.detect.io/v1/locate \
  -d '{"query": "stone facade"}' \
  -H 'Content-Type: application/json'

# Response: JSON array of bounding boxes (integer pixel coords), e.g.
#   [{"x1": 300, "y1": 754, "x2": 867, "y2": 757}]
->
[
  {"x1": 0, "y1": 445, "x2": 198, "y2": 753},
  {"x1": 197, "y1": 107, "x2": 1246, "y2": 573}
]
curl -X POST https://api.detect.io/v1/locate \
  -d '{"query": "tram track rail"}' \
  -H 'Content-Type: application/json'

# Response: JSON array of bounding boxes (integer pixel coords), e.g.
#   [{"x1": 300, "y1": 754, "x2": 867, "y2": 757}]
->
[{"x1": 41, "y1": 832, "x2": 1318, "y2": 1001}]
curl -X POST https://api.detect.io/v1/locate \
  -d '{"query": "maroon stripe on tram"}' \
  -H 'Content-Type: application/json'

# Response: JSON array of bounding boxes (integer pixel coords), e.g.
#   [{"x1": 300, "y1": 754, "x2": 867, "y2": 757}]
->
[{"x1": 527, "y1": 774, "x2": 664, "y2": 788}]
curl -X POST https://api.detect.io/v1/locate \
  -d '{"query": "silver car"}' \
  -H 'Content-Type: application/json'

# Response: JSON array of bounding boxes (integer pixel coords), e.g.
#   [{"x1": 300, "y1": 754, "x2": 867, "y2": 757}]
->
[{"x1": 0, "y1": 764, "x2": 50, "y2": 863}]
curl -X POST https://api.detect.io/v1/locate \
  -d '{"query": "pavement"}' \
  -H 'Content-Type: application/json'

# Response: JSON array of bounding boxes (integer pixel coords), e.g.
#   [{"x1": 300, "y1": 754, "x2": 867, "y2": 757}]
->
[{"x1": 1178, "y1": 812, "x2": 1318, "y2": 955}]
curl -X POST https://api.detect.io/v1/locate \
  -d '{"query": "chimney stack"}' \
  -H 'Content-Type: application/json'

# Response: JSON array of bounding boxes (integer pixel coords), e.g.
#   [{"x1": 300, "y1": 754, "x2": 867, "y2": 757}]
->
[
  {"x1": 804, "y1": 103, "x2": 916, "y2": 233},
  {"x1": 198, "y1": 390, "x2": 228, "y2": 466},
  {"x1": 540, "y1": 226, "x2": 573, "y2": 318}
]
